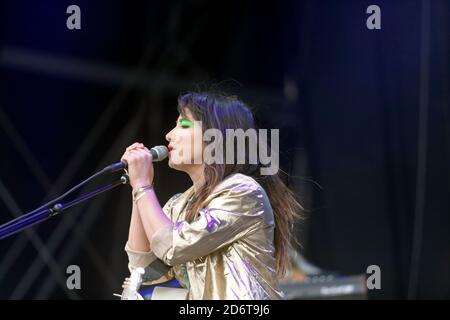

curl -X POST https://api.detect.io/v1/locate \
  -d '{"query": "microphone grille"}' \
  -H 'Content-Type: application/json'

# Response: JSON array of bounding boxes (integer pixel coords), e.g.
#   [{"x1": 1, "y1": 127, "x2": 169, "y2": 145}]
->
[{"x1": 151, "y1": 145, "x2": 169, "y2": 161}]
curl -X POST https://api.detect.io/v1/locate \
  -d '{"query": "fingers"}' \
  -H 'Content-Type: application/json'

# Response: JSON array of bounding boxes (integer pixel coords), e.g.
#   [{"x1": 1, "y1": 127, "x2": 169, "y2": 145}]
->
[
  {"x1": 121, "y1": 150, "x2": 134, "y2": 163},
  {"x1": 122, "y1": 277, "x2": 131, "y2": 288},
  {"x1": 121, "y1": 148, "x2": 152, "y2": 164},
  {"x1": 121, "y1": 150, "x2": 131, "y2": 162},
  {"x1": 121, "y1": 143, "x2": 147, "y2": 162},
  {"x1": 126, "y1": 142, "x2": 145, "y2": 152}
]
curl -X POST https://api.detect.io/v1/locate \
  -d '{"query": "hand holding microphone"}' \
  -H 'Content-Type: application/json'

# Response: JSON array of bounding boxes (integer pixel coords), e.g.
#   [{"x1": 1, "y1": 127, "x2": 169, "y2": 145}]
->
[{"x1": 111, "y1": 143, "x2": 168, "y2": 190}]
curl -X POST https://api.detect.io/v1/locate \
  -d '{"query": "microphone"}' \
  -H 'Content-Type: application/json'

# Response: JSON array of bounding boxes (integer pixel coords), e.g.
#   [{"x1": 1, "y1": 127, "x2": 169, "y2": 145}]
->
[{"x1": 104, "y1": 145, "x2": 168, "y2": 173}]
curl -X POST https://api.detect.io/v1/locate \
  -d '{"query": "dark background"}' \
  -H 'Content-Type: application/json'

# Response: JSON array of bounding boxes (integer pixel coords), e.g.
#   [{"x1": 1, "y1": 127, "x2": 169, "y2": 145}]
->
[{"x1": 0, "y1": 0, "x2": 449, "y2": 299}]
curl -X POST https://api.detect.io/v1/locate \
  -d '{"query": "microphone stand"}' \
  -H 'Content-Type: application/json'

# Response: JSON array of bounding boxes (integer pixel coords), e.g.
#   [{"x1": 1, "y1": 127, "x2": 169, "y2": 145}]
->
[{"x1": 0, "y1": 174, "x2": 129, "y2": 240}]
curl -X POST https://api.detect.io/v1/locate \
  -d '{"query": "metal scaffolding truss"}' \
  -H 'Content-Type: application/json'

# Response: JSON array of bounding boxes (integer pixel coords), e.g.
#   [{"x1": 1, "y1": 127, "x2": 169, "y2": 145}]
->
[{"x1": 0, "y1": 3, "x2": 292, "y2": 299}]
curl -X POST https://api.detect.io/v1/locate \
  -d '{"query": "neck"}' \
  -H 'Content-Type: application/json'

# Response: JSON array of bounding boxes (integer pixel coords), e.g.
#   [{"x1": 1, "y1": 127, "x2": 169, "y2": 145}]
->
[{"x1": 186, "y1": 164, "x2": 205, "y2": 193}]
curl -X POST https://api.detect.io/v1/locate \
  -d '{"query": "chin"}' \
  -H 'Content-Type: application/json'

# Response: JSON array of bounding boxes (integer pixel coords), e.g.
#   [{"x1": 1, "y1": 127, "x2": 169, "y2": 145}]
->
[{"x1": 168, "y1": 159, "x2": 184, "y2": 172}]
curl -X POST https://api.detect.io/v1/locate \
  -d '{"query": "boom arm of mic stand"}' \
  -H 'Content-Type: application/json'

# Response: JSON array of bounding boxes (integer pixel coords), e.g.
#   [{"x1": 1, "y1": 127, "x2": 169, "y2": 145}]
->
[{"x1": 0, "y1": 175, "x2": 129, "y2": 240}]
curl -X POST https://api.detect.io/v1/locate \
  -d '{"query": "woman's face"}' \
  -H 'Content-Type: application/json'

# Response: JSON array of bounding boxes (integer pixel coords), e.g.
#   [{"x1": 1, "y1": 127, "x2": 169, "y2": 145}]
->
[{"x1": 165, "y1": 108, "x2": 204, "y2": 171}]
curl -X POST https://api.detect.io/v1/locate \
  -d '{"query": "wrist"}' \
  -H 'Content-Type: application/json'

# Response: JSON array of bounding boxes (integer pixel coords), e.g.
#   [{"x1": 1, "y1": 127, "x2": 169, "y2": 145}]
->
[
  {"x1": 133, "y1": 185, "x2": 153, "y2": 203},
  {"x1": 132, "y1": 180, "x2": 152, "y2": 191}
]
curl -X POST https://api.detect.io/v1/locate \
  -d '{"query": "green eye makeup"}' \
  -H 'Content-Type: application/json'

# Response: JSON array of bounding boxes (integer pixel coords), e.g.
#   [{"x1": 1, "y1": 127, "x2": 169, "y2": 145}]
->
[{"x1": 180, "y1": 119, "x2": 193, "y2": 127}]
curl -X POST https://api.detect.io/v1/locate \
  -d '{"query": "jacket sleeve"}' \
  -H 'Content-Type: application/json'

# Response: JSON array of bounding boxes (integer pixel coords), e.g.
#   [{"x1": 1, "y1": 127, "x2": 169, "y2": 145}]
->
[
  {"x1": 124, "y1": 243, "x2": 175, "y2": 286},
  {"x1": 124, "y1": 193, "x2": 182, "y2": 284},
  {"x1": 150, "y1": 179, "x2": 268, "y2": 266}
]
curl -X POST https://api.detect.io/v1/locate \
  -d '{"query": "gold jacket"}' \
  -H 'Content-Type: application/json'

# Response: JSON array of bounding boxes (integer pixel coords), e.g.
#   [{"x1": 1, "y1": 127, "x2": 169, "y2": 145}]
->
[{"x1": 125, "y1": 173, "x2": 284, "y2": 300}]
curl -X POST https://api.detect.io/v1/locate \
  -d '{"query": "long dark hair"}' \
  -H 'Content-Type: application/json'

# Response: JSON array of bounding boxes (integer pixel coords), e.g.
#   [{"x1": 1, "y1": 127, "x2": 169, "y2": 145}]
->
[{"x1": 177, "y1": 90, "x2": 303, "y2": 277}]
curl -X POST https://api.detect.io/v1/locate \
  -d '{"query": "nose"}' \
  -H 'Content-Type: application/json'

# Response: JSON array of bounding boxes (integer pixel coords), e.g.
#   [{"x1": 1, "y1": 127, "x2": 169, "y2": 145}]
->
[{"x1": 165, "y1": 127, "x2": 174, "y2": 142}]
